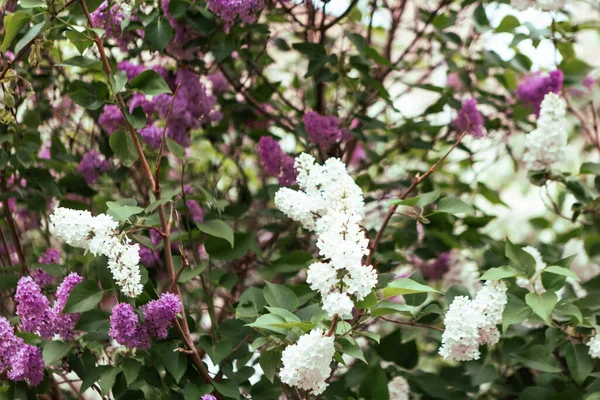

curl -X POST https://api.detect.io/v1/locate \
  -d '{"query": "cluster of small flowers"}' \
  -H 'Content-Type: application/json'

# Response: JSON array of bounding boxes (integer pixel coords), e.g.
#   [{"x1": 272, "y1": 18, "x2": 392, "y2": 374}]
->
[
  {"x1": 453, "y1": 98, "x2": 484, "y2": 138},
  {"x1": 515, "y1": 70, "x2": 563, "y2": 117},
  {"x1": 257, "y1": 136, "x2": 296, "y2": 186},
  {"x1": 388, "y1": 376, "x2": 410, "y2": 400},
  {"x1": 15, "y1": 273, "x2": 83, "y2": 340},
  {"x1": 279, "y1": 329, "x2": 335, "y2": 395},
  {"x1": 32, "y1": 248, "x2": 60, "y2": 287},
  {"x1": 0, "y1": 317, "x2": 45, "y2": 386},
  {"x1": 162, "y1": 0, "x2": 201, "y2": 59},
  {"x1": 206, "y1": 0, "x2": 265, "y2": 31},
  {"x1": 439, "y1": 280, "x2": 508, "y2": 362},
  {"x1": 207, "y1": 72, "x2": 229, "y2": 93},
  {"x1": 275, "y1": 154, "x2": 377, "y2": 317},
  {"x1": 511, "y1": 0, "x2": 569, "y2": 11},
  {"x1": 109, "y1": 293, "x2": 181, "y2": 348},
  {"x1": 77, "y1": 149, "x2": 111, "y2": 184},
  {"x1": 523, "y1": 92, "x2": 568, "y2": 171},
  {"x1": 49, "y1": 207, "x2": 143, "y2": 297},
  {"x1": 563, "y1": 238, "x2": 600, "y2": 284},
  {"x1": 90, "y1": 1, "x2": 136, "y2": 50},
  {"x1": 588, "y1": 334, "x2": 600, "y2": 359},
  {"x1": 303, "y1": 111, "x2": 345, "y2": 147}
]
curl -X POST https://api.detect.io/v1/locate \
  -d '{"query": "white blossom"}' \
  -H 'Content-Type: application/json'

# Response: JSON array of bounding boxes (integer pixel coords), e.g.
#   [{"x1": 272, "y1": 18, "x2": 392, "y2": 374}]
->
[
  {"x1": 563, "y1": 238, "x2": 600, "y2": 283},
  {"x1": 274, "y1": 154, "x2": 376, "y2": 317},
  {"x1": 50, "y1": 207, "x2": 143, "y2": 297},
  {"x1": 279, "y1": 329, "x2": 335, "y2": 395},
  {"x1": 523, "y1": 93, "x2": 568, "y2": 171},
  {"x1": 439, "y1": 281, "x2": 508, "y2": 361},
  {"x1": 588, "y1": 334, "x2": 600, "y2": 359},
  {"x1": 388, "y1": 376, "x2": 410, "y2": 400},
  {"x1": 511, "y1": 0, "x2": 569, "y2": 10}
]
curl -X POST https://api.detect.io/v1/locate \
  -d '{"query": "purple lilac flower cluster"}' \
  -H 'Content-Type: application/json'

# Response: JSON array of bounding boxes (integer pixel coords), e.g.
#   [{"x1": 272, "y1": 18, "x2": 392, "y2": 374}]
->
[
  {"x1": 15, "y1": 273, "x2": 83, "y2": 340},
  {"x1": 412, "y1": 252, "x2": 452, "y2": 280},
  {"x1": 89, "y1": 1, "x2": 135, "y2": 51},
  {"x1": 257, "y1": 136, "x2": 296, "y2": 187},
  {"x1": 207, "y1": 0, "x2": 265, "y2": 31},
  {"x1": 109, "y1": 293, "x2": 181, "y2": 348},
  {"x1": 186, "y1": 199, "x2": 204, "y2": 223},
  {"x1": 33, "y1": 248, "x2": 60, "y2": 288},
  {"x1": 162, "y1": 0, "x2": 201, "y2": 59},
  {"x1": 98, "y1": 105, "x2": 126, "y2": 134},
  {"x1": 453, "y1": 98, "x2": 484, "y2": 138},
  {"x1": 303, "y1": 111, "x2": 344, "y2": 147},
  {"x1": 515, "y1": 70, "x2": 564, "y2": 117},
  {"x1": 77, "y1": 150, "x2": 111, "y2": 184},
  {"x1": 0, "y1": 317, "x2": 45, "y2": 386},
  {"x1": 207, "y1": 72, "x2": 229, "y2": 93}
]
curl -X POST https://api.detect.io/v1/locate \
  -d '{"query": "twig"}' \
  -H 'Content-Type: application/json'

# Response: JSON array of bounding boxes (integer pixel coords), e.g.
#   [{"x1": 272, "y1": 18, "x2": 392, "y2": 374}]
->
[
  {"x1": 326, "y1": 314, "x2": 339, "y2": 337},
  {"x1": 379, "y1": 316, "x2": 444, "y2": 332}
]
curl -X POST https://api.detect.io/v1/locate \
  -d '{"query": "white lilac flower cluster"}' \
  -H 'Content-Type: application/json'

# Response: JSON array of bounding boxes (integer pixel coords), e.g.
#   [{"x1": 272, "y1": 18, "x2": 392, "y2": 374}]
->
[
  {"x1": 388, "y1": 376, "x2": 410, "y2": 400},
  {"x1": 523, "y1": 92, "x2": 568, "y2": 171},
  {"x1": 511, "y1": 0, "x2": 569, "y2": 11},
  {"x1": 588, "y1": 334, "x2": 600, "y2": 359},
  {"x1": 439, "y1": 280, "x2": 508, "y2": 362},
  {"x1": 279, "y1": 329, "x2": 335, "y2": 396},
  {"x1": 49, "y1": 207, "x2": 143, "y2": 297},
  {"x1": 274, "y1": 154, "x2": 377, "y2": 318}
]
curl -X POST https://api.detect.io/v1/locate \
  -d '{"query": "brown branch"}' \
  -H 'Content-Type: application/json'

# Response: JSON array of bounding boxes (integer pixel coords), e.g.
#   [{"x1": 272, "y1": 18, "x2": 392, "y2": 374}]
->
[
  {"x1": 326, "y1": 314, "x2": 339, "y2": 337},
  {"x1": 379, "y1": 316, "x2": 444, "y2": 332},
  {"x1": 365, "y1": 130, "x2": 468, "y2": 266},
  {"x1": 155, "y1": 82, "x2": 181, "y2": 187}
]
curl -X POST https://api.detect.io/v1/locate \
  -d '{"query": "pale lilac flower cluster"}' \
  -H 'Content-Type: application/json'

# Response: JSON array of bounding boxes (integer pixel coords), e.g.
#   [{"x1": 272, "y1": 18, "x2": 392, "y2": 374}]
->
[
  {"x1": 439, "y1": 280, "x2": 508, "y2": 362},
  {"x1": 50, "y1": 207, "x2": 143, "y2": 297},
  {"x1": 201, "y1": 395, "x2": 217, "y2": 400},
  {"x1": 515, "y1": 70, "x2": 563, "y2": 117},
  {"x1": 303, "y1": 111, "x2": 344, "y2": 147},
  {"x1": 207, "y1": 72, "x2": 229, "y2": 93},
  {"x1": 162, "y1": 0, "x2": 200, "y2": 59},
  {"x1": 511, "y1": 0, "x2": 569, "y2": 11},
  {"x1": 109, "y1": 293, "x2": 181, "y2": 348},
  {"x1": 279, "y1": 329, "x2": 335, "y2": 395},
  {"x1": 15, "y1": 274, "x2": 83, "y2": 340},
  {"x1": 118, "y1": 61, "x2": 170, "y2": 82},
  {"x1": 453, "y1": 98, "x2": 484, "y2": 138},
  {"x1": 275, "y1": 154, "x2": 377, "y2": 318},
  {"x1": 207, "y1": 0, "x2": 265, "y2": 31},
  {"x1": 186, "y1": 200, "x2": 204, "y2": 223},
  {"x1": 523, "y1": 92, "x2": 568, "y2": 171},
  {"x1": 588, "y1": 334, "x2": 600, "y2": 359},
  {"x1": 77, "y1": 150, "x2": 111, "y2": 184},
  {"x1": 413, "y1": 252, "x2": 451, "y2": 280},
  {"x1": 257, "y1": 136, "x2": 296, "y2": 186},
  {"x1": 98, "y1": 105, "x2": 126, "y2": 134},
  {"x1": 388, "y1": 376, "x2": 410, "y2": 400}
]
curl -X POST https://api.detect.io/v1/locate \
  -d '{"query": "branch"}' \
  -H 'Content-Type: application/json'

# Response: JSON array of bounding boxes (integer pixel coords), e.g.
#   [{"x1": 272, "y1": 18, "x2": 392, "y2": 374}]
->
[
  {"x1": 379, "y1": 316, "x2": 444, "y2": 332},
  {"x1": 365, "y1": 130, "x2": 468, "y2": 266}
]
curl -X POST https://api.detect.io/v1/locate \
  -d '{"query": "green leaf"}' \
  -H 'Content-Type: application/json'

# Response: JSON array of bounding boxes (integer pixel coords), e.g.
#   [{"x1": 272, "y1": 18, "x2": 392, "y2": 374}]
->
[
  {"x1": 263, "y1": 282, "x2": 298, "y2": 311},
  {"x1": 20, "y1": 0, "x2": 46, "y2": 7},
  {"x1": 178, "y1": 264, "x2": 207, "y2": 283},
  {"x1": 166, "y1": 137, "x2": 186, "y2": 158},
  {"x1": 371, "y1": 301, "x2": 414, "y2": 317},
  {"x1": 544, "y1": 265, "x2": 580, "y2": 281},
  {"x1": 122, "y1": 358, "x2": 141, "y2": 385},
  {"x1": 184, "y1": 383, "x2": 213, "y2": 400},
  {"x1": 14, "y1": 21, "x2": 45, "y2": 54},
  {"x1": 2, "y1": 11, "x2": 32, "y2": 51},
  {"x1": 212, "y1": 380, "x2": 240, "y2": 400},
  {"x1": 292, "y1": 42, "x2": 326, "y2": 56},
  {"x1": 99, "y1": 367, "x2": 121, "y2": 396},
  {"x1": 124, "y1": 107, "x2": 147, "y2": 130},
  {"x1": 43, "y1": 341, "x2": 73, "y2": 365},
  {"x1": 383, "y1": 278, "x2": 440, "y2": 298},
  {"x1": 196, "y1": 220, "x2": 234, "y2": 248},
  {"x1": 130, "y1": 70, "x2": 172, "y2": 95},
  {"x1": 259, "y1": 350, "x2": 281, "y2": 383},
  {"x1": 106, "y1": 201, "x2": 143, "y2": 222},
  {"x1": 338, "y1": 338, "x2": 367, "y2": 363},
  {"x1": 480, "y1": 266, "x2": 519, "y2": 281},
  {"x1": 109, "y1": 130, "x2": 140, "y2": 168},
  {"x1": 145, "y1": 17, "x2": 174, "y2": 52},
  {"x1": 198, "y1": 336, "x2": 232, "y2": 365},
  {"x1": 63, "y1": 280, "x2": 104, "y2": 313},
  {"x1": 246, "y1": 314, "x2": 288, "y2": 335},
  {"x1": 347, "y1": 32, "x2": 393, "y2": 68},
  {"x1": 268, "y1": 321, "x2": 316, "y2": 331},
  {"x1": 505, "y1": 239, "x2": 536, "y2": 278},
  {"x1": 434, "y1": 196, "x2": 474, "y2": 215},
  {"x1": 502, "y1": 294, "x2": 531, "y2": 331},
  {"x1": 111, "y1": 70, "x2": 128, "y2": 94},
  {"x1": 495, "y1": 15, "x2": 520, "y2": 33},
  {"x1": 356, "y1": 291, "x2": 377, "y2": 309},
  {"x1": 65, "y1": 30, "x2": 93, "y2": 54},
  {"x1": 58, "y1": 56, "x2": 101, "y2": 68},
  {"x1": 358, "y1": 365, "x2": 389, "y2": 400},
  {"x1": 525, "y1": 292, "x2": 558, "y2": 325},
  {"x1": 580, "y1": 162, "x2": 600, "y2": 175},
  {"x1": 565, "y1": 342, "x2": 593, "y2": 385},
  {"x1": 158, "y1": 343, "x2": 188, "y2": 383},
  {"x1": 389, "y1": 190, "x2": 440, "y2": 208},
  {"x1": 511, "y1": 345, "x2": 561, "y2": 373}
]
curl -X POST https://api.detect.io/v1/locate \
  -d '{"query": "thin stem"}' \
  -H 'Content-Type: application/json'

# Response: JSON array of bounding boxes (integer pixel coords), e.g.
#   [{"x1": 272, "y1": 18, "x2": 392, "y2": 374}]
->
[{"x1": 379, "y1": 316, "x2": 444, "y2": 332}]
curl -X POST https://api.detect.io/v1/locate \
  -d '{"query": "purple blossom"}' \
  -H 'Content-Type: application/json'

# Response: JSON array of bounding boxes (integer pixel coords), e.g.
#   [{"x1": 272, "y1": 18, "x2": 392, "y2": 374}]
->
[
  {"x1": 118, "y1": 61, "x2": 171, "y2": 83},
  {"x1": 98, "y1": 105, "x2": 126, "y2": 134},
  {"x1": 207, "y1": 0, "x2": 265, "y2": 31},
  {"x1": 7, "y1": 344, "x2": 45, "y2": 386},
  {"x1": 140, "y1": 124, "x2": 164, "y2": 148},
  {"x1": 453, "y1": 98, "x2": 484, "y2": 138},
  {"x1": 186, "y1": 200, "x2": 204, "y2": 223},
  {"x1": 32, "y1": 268, "x2": 55, "y2": 288},
  {"x1": 77, "y1": 150, "x2": 111, "y2": 184},
  {"x1": 583, "y1": 75, "x2": 596, "y2": 90},
  {"x1": 38, "y1": 248, "x2": 60, "y2": 264},
  {"x1": 141, "y1": 293, "x2": 181, "y2": 339},
  {"x1": 161, "y1": 0, "x2": 201, "y2": 59},
  {"x1": 52, "y1": 273, "x2": 83, "y2": 340},
  {"x1": 303, "y1": 111, "x2": 343, "y2": 147},
  {"x1": 257, "y1": 136, "x2": 296, "y2": 187},
  {"x1": 90, "y1": 1, "x2": 134, "y2": 51},
  {"x1": 0, "y1": 316, "x2": 23, "y2": 373},
  {"x1": 416, "y1": 252, "x2": 452, "y2": 281},
  {"x1": 130, "y1": 93, "x2": 157, "y2": 115},
  {"x1": 109, "y1": 303, "x2": 150, "y2": 349},
  {"x1": 446, "y1": 72, "x2": 463, "y2": 91},
  {"x1": 139, "y1": 246, "x2": 160, "y2": 268},
  {"x1": 207, "y1": 72, "x2": 229, "y2": 93},
  {"x1": 515, "y1": 70, "x2": 564, "y2": 116},
  {"x1": 15, "y1": 277, "x2": 53, "y2": 338},
  {"x1": 201, "y1": 395, "x2": 218, "y2": 400}
]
